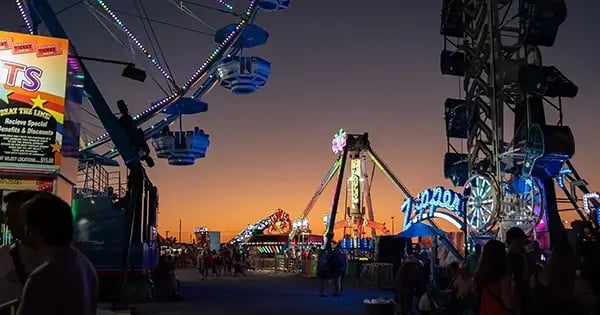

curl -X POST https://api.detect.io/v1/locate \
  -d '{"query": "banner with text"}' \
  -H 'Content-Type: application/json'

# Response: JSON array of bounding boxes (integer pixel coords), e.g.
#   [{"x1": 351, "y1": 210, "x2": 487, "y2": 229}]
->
[{"x1": 0, "y1": 31, "x2": 68, "y2": 172}]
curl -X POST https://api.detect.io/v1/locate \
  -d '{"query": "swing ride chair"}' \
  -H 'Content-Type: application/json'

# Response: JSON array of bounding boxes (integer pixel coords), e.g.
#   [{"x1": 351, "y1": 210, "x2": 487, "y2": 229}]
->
[{"x1": 439, "y1": 0, "x2": 597, "y2": 243}]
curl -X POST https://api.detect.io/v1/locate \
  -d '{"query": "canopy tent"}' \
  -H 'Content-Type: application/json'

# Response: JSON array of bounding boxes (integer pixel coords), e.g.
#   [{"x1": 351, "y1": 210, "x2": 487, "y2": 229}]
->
[{"x1": 396, "y1": 222, "x2": 446, "y2": 238}]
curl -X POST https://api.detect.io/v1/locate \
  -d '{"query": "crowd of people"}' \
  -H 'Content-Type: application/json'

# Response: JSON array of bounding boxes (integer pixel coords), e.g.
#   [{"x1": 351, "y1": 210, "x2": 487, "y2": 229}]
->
[
  {"x1": 393, "y1": 226, "x2": 598, "y2": 315},
  {"x1": 195, "y1": 246, "x2": 250, "y2": 280}
]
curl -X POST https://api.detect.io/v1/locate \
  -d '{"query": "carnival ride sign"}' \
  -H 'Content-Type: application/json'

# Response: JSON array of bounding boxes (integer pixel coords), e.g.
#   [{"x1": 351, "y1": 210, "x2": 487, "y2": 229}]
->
[
  {"x1": 266, "y1": 209, "x2": 292, "y2": 234},
  {"x1": 0, "y1": 31, "x2": 68, "y2": 172},
  {"x1": 583, "y1": 192, "x2": 600, "y2": 224},
  {"x1": 401, "y1": 186, "x2": 464, "y2": 230},
  {"x1": 331, "y1": 128, "x2": 347, "y2": 155}
]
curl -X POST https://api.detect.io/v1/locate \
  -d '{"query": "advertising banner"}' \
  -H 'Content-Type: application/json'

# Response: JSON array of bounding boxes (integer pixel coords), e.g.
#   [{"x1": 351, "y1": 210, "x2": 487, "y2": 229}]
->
[{"x1": 0, "y1": 31, "x2": 69, "y2": 172}]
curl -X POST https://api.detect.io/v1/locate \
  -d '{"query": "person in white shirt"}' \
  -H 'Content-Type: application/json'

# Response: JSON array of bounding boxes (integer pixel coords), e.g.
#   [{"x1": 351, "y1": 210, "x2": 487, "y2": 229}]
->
[{"x1": 0, "y1": 190, "x2": 45, "y2": 306}]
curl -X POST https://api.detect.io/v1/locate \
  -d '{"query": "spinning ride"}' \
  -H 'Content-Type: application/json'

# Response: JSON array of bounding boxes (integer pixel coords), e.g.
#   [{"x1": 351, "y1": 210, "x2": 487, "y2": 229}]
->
[
  {"x1": 229, "y1": 209, "x2": 323, "y2": 254},
  {"x1": 289, "y1": 129, "x2": 462, "y2": 258},
  {"x1": 440, "y1": 0, "x2": 598, "y2": 243}
]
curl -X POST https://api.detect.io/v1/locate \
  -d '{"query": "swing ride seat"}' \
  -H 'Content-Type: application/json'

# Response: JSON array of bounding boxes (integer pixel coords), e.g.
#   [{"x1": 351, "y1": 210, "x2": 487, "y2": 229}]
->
[
  {"x1": 522, "y1": 124, "x2": 574, "y2": 178},
  {"x1": 217, "y1": 56, "x2": 271, "y2": 95},
  {"x1": 214, "y1": 24, "x2": 269, "y2": 49},
  {"x1": 257, "y1": 0, "x2": 291, "y2": 12}
]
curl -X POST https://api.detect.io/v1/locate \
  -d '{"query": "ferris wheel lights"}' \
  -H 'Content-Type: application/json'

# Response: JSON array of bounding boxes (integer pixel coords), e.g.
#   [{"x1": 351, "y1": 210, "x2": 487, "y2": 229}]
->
[
  {"x1": 15, "y1": 0, "x2": 34, "y2": 35},
  {"x1": 95, "y1": 0, "x2": 171, "y2": 81},
  {"x1": 440, "y1": 50, "x2": 466, "y2": 77},
  {"x1": 523, "y1": 0, "x2": 567, "y2": 47},
  {"x1": 214, "y1": 0, "x2": 234, "y2": 10},
  {"x1": 440, "y1": 0, "x2": 465, "y2": 38},
  {"x1": 256, "y1": 0, "x2": 290, "y2": 12},
  {"x1": 518, "y1": 65, "x2": 578, "y2": 98}
]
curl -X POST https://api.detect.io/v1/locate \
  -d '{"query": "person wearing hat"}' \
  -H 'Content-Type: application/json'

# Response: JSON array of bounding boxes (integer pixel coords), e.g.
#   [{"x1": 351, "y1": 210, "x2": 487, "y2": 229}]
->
[{"x1": 506, "y1": 226, "x2": 530, "y2": 313}]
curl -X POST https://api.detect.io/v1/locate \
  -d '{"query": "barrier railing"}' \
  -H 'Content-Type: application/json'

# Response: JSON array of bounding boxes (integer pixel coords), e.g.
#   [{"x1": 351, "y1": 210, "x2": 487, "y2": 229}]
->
[
  {"x1": 251, "y1": 258, "x2": 395, "y2": 289},
  {"x1": 359, "y1": 263, "x2": 394, "y2": 289},
  {"x1": 0, "y1": 299, "x2": 18, "y2": 315},
  {"x1": 252, "y1": 257, "x2": 302, "y2": 273}
]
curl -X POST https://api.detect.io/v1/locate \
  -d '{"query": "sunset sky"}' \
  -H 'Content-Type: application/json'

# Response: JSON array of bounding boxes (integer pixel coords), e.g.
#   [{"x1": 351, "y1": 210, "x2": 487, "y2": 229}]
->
[{"x1": 4, "y1": 1, "x2": 598, "y2": 242}]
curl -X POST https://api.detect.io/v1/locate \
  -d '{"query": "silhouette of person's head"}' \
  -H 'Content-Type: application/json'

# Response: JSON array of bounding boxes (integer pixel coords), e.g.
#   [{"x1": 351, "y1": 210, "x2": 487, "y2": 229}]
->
[
  {"x1": 22, "y1": 192, "x2": 73, "y2": 249},
  {"x1": 4, "y1": 190, "x2": 41, "y2": 247}
]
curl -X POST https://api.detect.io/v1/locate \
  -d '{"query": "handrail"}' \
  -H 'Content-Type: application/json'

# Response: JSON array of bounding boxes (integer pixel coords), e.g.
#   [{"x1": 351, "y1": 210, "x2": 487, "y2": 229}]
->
[{"x1": 0, "y1": 299, "x2": 18, "y2": 315}]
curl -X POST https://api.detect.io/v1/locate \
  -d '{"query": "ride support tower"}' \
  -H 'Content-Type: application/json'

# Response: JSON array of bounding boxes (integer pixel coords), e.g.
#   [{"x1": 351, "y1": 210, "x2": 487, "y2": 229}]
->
[{"x1": 440, "y1": 0, "x2": 597, "y2": 246}]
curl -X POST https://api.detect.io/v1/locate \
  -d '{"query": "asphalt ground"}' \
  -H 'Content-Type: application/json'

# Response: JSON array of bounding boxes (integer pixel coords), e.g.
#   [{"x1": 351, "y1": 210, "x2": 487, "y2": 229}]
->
[{"x1": 129, "y1": 268, "x2": 394, "y2": 315}]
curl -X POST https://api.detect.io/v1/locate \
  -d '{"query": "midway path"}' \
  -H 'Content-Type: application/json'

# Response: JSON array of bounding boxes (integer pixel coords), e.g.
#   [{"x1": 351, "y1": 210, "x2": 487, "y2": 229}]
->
[{"x1": 131, "y1": 268, "x2": 394, "y2": 315}]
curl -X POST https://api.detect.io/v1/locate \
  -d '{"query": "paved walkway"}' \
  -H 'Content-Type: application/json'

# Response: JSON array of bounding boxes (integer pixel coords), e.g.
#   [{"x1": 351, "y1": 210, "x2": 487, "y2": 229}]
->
[{"x1": 132, "y1": 269, "x2": 394, "y2": 315}]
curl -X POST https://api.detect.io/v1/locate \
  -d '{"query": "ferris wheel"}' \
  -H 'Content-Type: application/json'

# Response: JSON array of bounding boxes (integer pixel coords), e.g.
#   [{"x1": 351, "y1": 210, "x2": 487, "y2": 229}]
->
[{"x1": 10, "y1": 0, "x2": 289, "y2": 166}]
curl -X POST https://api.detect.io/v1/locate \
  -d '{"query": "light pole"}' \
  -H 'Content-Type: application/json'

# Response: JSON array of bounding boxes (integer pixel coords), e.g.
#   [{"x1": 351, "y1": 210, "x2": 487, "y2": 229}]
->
[{"x1": 391, "y1": 216, "x2": 395, "y2": 235}]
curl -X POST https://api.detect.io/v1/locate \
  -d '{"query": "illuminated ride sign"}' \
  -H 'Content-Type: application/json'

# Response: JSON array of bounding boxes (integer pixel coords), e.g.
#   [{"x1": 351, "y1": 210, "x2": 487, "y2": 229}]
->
[
  {"x1": 401, "y1": 186, "x2": 465, "y2": 230},
  {"x1": 332, "y1": 128, "x2": 347, "y2": 155},
  {"x1": 583, "y1": 192, "x2": 600, "y2": 225}
]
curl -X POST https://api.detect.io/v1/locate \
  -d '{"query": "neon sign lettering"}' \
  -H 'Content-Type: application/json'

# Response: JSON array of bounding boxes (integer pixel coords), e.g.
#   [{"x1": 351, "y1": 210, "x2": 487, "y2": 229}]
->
[
  {"x1": 349, "y1": 159, "x2": 361, "y2": 212},
  {"x1": 0, "y1": 60, "x2": 43, "y2": 92},
  {"x1": 401, "y1": 186, "x2": 464, "y2": 229},
  {"x1": 331, "y1": 128, "x2": 347, "y2": 155}
]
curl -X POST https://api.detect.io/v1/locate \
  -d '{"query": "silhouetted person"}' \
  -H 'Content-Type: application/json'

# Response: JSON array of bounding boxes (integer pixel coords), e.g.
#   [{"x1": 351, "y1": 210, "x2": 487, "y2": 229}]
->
[
  {"x1": 475, "y1": 240, "x2": 515, "y2": 315},
  {"x1": 505, "y1": 226, "x2": 529, "y2": 313},
  {"x1": 17, "y1": 192, "x2": 98, "y2": 315},
  {"x1": 395, "y1": 255, "x2": 420, "y2": 315},
  {"x1": 115, "y1": 100, "x2": 154, "y2": 167},
  {"x1": 0, "y1": 191, "x2": 44, "y2": 306},
  {"x1": 466, "y1": 243, "x2": 482, "y2": 274}
]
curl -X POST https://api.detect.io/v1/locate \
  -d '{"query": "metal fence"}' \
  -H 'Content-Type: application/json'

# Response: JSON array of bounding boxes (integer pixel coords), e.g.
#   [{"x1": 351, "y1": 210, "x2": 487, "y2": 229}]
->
[
  {"x1": 359, "y1": 263, "x2": 394, "y2": 289},
  {"x1": 251, "y1": 258, "x2": 396, "y2": 290},
  {"x1": 0, "y1": 299, "x2": 18, "y2": 315},
  {"x1": 253, "y1": 256, "x2": 302, "y2": 273}
]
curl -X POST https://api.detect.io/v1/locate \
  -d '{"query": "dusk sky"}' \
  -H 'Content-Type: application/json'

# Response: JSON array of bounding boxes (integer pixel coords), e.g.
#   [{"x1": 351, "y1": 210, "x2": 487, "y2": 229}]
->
[{"x1": 4, "y1": 1, "x2": 599, "y2": 242}]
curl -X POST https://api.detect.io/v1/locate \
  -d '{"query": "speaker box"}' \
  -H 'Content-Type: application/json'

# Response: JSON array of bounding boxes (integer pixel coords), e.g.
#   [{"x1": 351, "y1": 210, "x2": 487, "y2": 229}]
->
[{"x1": 375, "y1": 235, "x2": 412, "y2": 263}]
